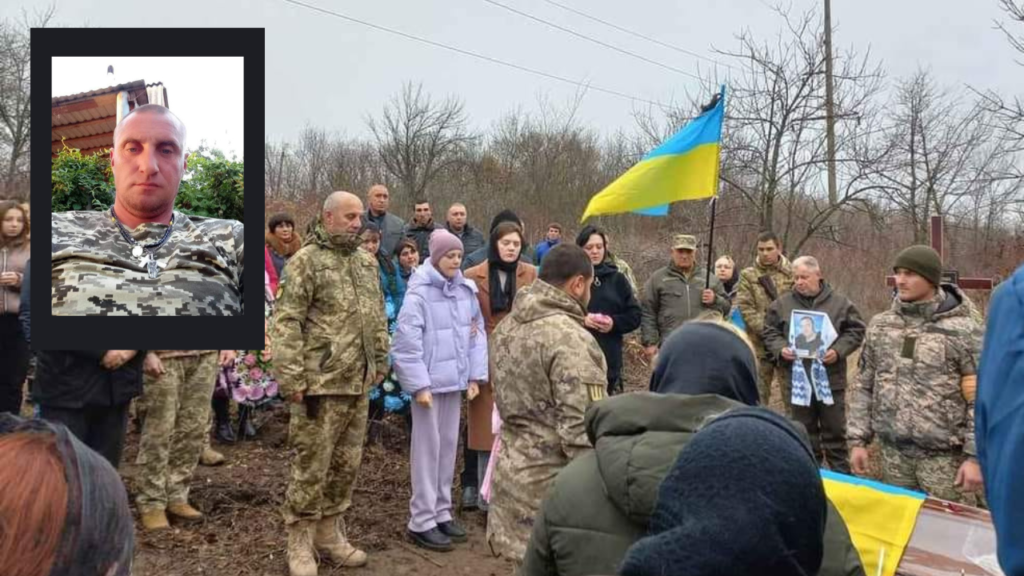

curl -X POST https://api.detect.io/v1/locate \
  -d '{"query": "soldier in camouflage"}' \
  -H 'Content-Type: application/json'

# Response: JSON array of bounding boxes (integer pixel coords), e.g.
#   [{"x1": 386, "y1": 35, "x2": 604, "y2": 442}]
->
[
  {"x1": 51, "y1": 104, "x2": 243, "y2": 316},
  {"x1": 271, "y1": 191, "x2": 389, "y2": 576},
  {"x1": 136, "y1": 349, "x2": 235, "y2": 531},
  {"x1": 735, "y1": 231, "x2": 794, "y2": 405},
  {"x1": 848, "y1": 245, "x2": 984, "y2": 505},
  {"x1": 487, "y1": 244, "x2": 608, "y2": 564}
]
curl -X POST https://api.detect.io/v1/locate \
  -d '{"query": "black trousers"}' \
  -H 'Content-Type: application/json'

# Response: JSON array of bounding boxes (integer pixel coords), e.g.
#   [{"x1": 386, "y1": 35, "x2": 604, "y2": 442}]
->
[
  {"x1": 0, "y1": 314, "x2": 30, "y2": 415},
  {"x1": 460, "y1": 423, "x2": 478, "y2": 488},
  {"x1": 788, "y1": 388, "x2": 849, "y2": 473},
  {"x1": 40, "y1": 403, "x2": 131, "y2": 468}
]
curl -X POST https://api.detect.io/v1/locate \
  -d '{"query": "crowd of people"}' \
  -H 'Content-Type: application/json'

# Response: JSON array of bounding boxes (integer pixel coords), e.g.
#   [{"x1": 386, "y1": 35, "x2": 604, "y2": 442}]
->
[
  {"x1": 261, "y1": 184, "x2": 1020, "y2": 576},
  {"x1": 0, "y1": 178, "x2": 1020, "y2": 576}
]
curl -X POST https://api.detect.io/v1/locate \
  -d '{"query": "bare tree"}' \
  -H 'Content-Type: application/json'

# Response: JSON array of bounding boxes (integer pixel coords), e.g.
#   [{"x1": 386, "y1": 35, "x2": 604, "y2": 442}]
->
[
  {"x1": 366, "y1": 82, "x2": 475, "y2": 202},
  {"x1": 695, "y1": 5, "x2": 887, "y2": 253},
  {"x1": 876, "y1": 70, "x2": 1015, "y2": 242},
  {"x1": 0, "y1": 8, "x2": 54, "y2": 199}
]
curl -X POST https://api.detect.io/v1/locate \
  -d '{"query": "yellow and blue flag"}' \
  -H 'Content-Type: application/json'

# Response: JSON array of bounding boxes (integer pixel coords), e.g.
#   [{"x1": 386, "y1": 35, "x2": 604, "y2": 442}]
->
[
  {"x1": 821, "y1": 470, "x2": 926, "y2": 576},
  {"x1": 581, "y1": 85, "x2": 725, "y2": 221}
]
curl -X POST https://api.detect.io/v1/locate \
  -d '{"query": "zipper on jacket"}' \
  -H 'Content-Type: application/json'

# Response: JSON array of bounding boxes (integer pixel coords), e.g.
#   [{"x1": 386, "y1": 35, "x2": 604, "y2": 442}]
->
[{"x1": 1, "y1": 248, "x2": 7, "y2": 315}]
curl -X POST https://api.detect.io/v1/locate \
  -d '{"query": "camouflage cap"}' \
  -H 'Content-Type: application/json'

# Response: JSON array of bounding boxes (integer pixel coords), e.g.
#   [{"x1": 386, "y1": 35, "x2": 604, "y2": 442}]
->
[{"x1": 672, "y1": 234, "x2": 697, "y2": 251}]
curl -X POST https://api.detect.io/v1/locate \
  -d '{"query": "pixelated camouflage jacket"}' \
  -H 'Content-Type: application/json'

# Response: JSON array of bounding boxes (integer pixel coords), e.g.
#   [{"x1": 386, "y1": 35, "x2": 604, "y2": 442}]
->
[
  {"x1": 848, "y1": 285, "x2": 983, "y2": 455},
  {"x1": 487, "y1": 279, "x2": 607, "y2": 561},
  {"x1": 51, "y1": 210, "x2": 243, "y2": 316},
  {"x1": 735, "y1": 254, "x2": 794, "y2": 353},
  {"x1": 270, "y1": 221, "x2": 389, "y2": 398}
]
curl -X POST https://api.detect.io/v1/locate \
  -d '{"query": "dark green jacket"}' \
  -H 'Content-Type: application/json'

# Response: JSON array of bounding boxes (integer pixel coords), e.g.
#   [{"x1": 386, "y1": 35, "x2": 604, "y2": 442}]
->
[
  {"x1": 520, "y1": 393, "x2": 866, "y2": 576},
  {"x1": 640, "y1": 264, "x2": 730, "y2": 346},
  {"x1": 762, "y1": 281, "x2": 867, "y2": 391}
]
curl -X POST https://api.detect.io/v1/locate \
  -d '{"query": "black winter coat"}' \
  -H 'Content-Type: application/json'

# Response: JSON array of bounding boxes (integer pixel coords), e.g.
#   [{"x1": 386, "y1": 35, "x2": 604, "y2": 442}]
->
[
  {"x1": 33, "y1": 351, "x2": 145, "y2": 409},
  {"x1": 586, "y1": 261, "x2": 642, "y2": 387}
]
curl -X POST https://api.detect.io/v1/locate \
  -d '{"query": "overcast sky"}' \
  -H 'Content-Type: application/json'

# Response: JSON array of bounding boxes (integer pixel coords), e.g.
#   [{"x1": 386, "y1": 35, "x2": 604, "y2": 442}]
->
[
  {"x1": 11, "y1": 0, "x2": 1024, "y2": 146},
  {"x1": 51, "y1": 57, "x2": 244, "y2": 159}
]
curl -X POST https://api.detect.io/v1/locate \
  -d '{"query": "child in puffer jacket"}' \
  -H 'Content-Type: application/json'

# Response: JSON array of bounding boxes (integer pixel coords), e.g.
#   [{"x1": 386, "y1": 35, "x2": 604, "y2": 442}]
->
[{"x1": 392, "y1": 229, "x2": 488, "y2": 552}]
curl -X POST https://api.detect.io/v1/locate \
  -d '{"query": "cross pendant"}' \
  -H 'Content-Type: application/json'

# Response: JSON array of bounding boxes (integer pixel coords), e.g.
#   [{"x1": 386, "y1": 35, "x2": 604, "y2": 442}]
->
[{"x1": 148, "y1": 258, "x2": 160, "y2": 279}]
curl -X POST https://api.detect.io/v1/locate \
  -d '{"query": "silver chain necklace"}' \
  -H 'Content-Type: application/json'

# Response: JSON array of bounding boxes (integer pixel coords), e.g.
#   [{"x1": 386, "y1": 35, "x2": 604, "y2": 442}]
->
[{"x1": 110, "y1": 206, "x2": 175, "y2": 278}]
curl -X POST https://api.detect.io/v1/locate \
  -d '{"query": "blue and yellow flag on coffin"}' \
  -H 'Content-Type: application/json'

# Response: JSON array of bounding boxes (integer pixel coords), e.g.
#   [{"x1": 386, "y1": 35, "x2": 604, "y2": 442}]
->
[
  {"x1": 821, "y1": 470, "x2": 926, "y2": 576},
  {"x1": 581, "y1": 85, "x2": 725, "y2": 221}
]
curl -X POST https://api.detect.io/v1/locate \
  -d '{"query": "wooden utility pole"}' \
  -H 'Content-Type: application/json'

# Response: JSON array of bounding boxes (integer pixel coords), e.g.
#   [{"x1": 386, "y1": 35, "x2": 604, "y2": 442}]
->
[{"x1": 823, "y1": 0, "x2": 838, "y2": 206}]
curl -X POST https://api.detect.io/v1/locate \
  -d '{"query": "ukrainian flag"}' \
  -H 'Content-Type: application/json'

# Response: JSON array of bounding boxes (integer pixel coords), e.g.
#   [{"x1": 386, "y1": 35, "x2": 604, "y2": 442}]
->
[
  {"x1": 581, "y1": 85, "x2": 725, "y2": 222},
  {"x1": 821, "y1": 470, "x2": 926, "y2": 576}
]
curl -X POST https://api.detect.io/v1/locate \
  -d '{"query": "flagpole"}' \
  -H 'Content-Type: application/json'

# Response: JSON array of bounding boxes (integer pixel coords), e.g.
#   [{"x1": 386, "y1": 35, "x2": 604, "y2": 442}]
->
[{"x1": 705, "y1": 195, "x2": 718, "y2": 290}]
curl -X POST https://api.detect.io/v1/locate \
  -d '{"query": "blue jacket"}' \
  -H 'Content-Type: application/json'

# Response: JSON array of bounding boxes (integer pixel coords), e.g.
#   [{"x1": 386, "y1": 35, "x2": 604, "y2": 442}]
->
[
  {"x1": 535, "y1": 239, "x2": 560, "y2": 264},
  {"x1": 976, "y1": 263, "x2": 1024, "y2": 576},
  {"x1": 380, "y1": 259, "x2": 409, "y2": 323}
]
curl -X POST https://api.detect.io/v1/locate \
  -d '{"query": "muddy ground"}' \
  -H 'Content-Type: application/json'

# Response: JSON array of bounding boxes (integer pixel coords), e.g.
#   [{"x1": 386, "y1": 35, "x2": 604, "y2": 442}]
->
[{"x1": 123, "y1": 341, "x2": 868, "y2": 575}]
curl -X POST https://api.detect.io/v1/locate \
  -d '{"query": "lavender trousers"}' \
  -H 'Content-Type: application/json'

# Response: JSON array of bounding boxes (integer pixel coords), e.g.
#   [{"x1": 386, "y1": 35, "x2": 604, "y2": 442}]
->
[{"x1": 408, "y1": 390, "x2": 462, "y2": 533}]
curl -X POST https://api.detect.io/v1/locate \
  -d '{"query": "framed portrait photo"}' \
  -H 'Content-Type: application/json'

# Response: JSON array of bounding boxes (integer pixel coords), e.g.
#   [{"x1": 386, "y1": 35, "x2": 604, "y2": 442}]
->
[{"x1": 789, "y1": 310, "x2": 837, "y2": 359}]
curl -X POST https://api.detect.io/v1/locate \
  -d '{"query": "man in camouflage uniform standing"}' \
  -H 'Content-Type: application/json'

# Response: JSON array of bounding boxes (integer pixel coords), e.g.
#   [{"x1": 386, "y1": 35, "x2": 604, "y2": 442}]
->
[
  {"x1": 488, "y1": 244, "x2": 608, "y2": 563},
  {"x1": 272, "y1": 191, "x2": 389, "y2": 576},
  {"x1": 136, "y1": 349, "x2": 236, "y2": 531},
  {"x1": 848, "y1": 246, "x2": 984, "y2": 505},
  {"x1": 735, "y1": 231, "x2": 794, "y2": 405},
  {"x1": 51, "y1": 104, "x2": 243, "y2": 316}
]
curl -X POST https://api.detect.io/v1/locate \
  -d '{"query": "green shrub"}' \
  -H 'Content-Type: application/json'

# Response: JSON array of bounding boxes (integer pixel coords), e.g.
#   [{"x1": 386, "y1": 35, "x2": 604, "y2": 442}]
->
[
  {"x1": 51, "y1": 145, "x2": 114, "y2": 211},
  {"x1": 176, "y1": 149, "x2": 245, "y2": 222},
  {"x1": 51, "y1": 145, "x2": 245, "y2": 223}
]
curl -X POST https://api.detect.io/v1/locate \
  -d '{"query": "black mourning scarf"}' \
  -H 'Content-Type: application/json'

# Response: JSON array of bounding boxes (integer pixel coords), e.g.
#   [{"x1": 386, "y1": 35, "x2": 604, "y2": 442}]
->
[
  {"x1": 487, "y1": 231, "x2": 520, "y2": 314},
  {"x1": 0, "y1": 414, "x2": 134, "y2": 576}
]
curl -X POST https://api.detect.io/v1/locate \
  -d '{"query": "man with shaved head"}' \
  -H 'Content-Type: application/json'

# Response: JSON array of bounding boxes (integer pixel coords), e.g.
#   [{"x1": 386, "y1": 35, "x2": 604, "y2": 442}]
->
[
  {"x1": 445, "y1": 202, "x2": 485, "y2": 256},
  {"x1": 51, "y1": 103, "x2": 244, "y2": 316},
  {"x1": 271, "y1": 191, "x2": 389, "y2": 576}
]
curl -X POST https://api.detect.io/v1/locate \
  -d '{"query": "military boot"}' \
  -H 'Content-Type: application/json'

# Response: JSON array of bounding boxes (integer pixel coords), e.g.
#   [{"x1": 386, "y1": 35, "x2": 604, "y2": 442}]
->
[
  {"x1": 167, "y1": 501, "x2": 204, "y2": 522},
  {"x1": 139, "y1": 509, "x2": 170, "y2": 531},
  {"x1": 314, "y1": 514, "x2": 367, "y2": 567},
  {"x1": 199, "y1": 446, "x2": 226, "y2": 466},
  {"x1": 287, "y1": 521, "x2": 318, "y2": 576}
]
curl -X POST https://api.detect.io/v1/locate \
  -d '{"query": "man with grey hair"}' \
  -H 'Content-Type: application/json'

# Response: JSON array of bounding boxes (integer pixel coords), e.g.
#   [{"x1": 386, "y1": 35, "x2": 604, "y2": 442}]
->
[
  {"x1": 762, "y1": 255, "x2": 866, "y2": 472},
  {"x1": 51, "y1": 104, "x2": 244, "y2": 315},
  {"x1": 272, "y1": 190, "x2": 389, "y2": 576}
]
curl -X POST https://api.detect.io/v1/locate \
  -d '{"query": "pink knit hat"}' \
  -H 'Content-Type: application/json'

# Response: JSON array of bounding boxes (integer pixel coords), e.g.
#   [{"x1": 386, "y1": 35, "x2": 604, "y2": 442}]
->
[{"x1": 429, "y1": 229, "x2": 464, "y2": 266}]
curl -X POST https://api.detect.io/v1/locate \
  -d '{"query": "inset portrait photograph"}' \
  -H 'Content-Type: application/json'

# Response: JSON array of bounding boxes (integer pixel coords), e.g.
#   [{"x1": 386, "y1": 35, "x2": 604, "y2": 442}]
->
[{"x1": 50, "y1": 56, "x2": 244, "y2": 316}]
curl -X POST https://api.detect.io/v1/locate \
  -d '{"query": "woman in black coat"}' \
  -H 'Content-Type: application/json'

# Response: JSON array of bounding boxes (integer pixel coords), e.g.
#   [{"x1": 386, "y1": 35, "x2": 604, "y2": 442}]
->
[{"x1": 577, "y1": 225, "x2": 643, "y2": 395}]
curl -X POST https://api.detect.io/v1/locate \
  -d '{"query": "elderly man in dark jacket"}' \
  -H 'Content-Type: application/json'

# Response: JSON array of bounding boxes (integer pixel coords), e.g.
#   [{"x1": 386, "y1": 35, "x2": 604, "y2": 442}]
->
[
  {"x1": 34, "y1": 350, "x2": 146, "y2": 467},
  {"x1": 521, "y1": 321, "x2": 865, "y2": 576},
  {"x1": 763, "y1": 255, "x2": 866, "y2": 473}
]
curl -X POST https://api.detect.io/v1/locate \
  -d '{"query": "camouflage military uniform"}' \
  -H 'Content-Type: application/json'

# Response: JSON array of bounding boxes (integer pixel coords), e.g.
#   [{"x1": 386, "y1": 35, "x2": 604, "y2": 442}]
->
[
  {"x1": 609, "y1": 254, "x2": 638, "y2": 296},
  {"x1": 848, "y1": 286, "x2": 983, "y2": 504},
  {"x1": 51, "y1": 210, "x2": 244, "y2": 316},
  {"x1": 487, "y1": 280, "x2": 607, "y2": 562},
  {"x1": 136, "y1": 350, "x2": 220, "y2": 513},
  {"x1": 270, "y1": 222, "x2": 389, "y2": 525},
  {"x1": 735, "y1": 254, "x2": 794, "y2": 404}
]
